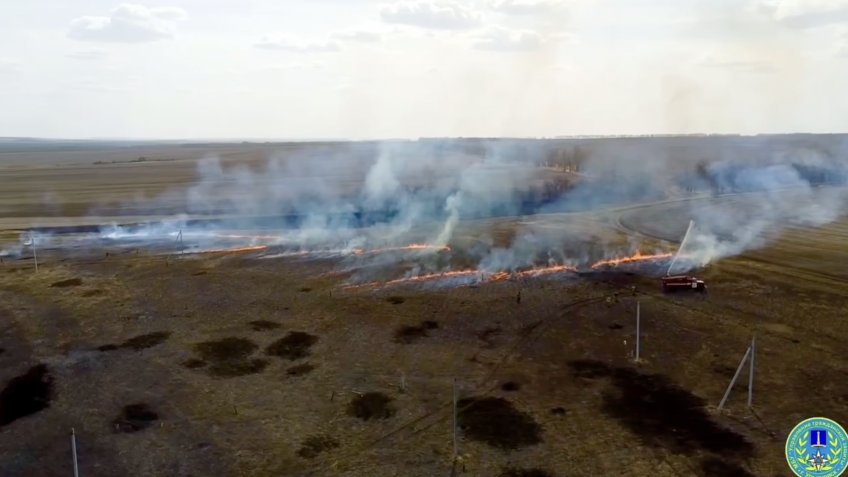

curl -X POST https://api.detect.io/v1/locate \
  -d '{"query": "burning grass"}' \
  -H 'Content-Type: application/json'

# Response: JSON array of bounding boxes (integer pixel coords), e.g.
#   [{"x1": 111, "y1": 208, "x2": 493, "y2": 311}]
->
[
  {"x1": 590, "y1": 251, "x2": 674, "y2": 270},
  {"x1": 340, "y1": 250, "x2": 672, "y2": 291}
]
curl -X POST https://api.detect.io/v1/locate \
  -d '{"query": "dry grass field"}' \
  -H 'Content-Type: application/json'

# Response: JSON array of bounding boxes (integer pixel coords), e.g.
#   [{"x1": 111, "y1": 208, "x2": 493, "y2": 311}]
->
[{"x1": 1, "y1": 141, "x2": 847, "y2": 477}]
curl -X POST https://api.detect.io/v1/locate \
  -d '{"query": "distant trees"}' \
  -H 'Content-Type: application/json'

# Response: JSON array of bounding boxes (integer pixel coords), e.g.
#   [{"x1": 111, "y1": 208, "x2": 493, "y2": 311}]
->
[{"x1": 541, "y1": 145, "x2": 587, "y2": 173}]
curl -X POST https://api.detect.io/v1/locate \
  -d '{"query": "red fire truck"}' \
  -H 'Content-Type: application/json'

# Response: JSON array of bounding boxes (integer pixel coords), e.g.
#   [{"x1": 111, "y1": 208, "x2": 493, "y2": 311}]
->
[{"x1": 661, "y1": 275, "x2": 706, "y2": 293}]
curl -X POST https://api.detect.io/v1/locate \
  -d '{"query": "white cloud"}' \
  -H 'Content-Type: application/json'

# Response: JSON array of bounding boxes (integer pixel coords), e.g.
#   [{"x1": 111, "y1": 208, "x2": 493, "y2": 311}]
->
[
  {"x1": 68, "y1": 50, "x2": 108, "y2": 61},
  {"x1": 255, "y1": 36, "x2": 342, "y2": 53},
  {"x1": 469, "y1": 25, "x2": 546, "y2": 51},
  {"x1": 490, "y1": 0, "x2": 565, "y2": 15},
  {"x1": 264, "y1": 61, "x2": 327, "y2": 71},
  {"x1": 758, "y1": 0, "x2": 848, "y2": 27},
  {"x1": 0, "y1": 58, "x2": 20, "y2": 75},
  {"x1": 380, "y1": 1, "x2": 481, "y2": 30},
  {"x1": 331, "y1": 29, "x2": 384, "y2": 43},
  {"x1": 837, "y1": 30, "x2": 848, "y2": 55},
  {"x1": 698, "y1": 55, "x2": 777, "y2": 74},
  {"x1": 68, "y1": 4, "x2": 187, "y2": 43}
]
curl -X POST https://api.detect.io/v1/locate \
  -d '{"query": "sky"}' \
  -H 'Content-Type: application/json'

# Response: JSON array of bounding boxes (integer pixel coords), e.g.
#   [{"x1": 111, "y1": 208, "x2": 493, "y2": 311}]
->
[{"x1": 1, "y1": 0, "x2": 847, "y2": 139}]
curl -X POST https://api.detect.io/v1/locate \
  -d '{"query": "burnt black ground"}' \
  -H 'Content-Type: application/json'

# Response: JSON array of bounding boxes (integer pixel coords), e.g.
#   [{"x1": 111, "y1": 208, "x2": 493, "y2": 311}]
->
[
  {"x1": 286, "y1": 363, "x2": 315, "y2": 377},
  {"x1": 457, "y1": 397, "x2": 542, "y2": 450},
  {"x1": 0, "y1": 364, "x2": 53, "y2": 428},
  {"x1": 112, "y1": 403, "x2": 159, "y2": 433},
  {"x1": 499, "y1": 468, "x2": 555, "y2": 477},
  {"x1": 120, "y1": 331, "x2": 171, "y2": 351},
  {"x1": 248, "y1": 320, "x2": 281, "y2": 331},
  {"x1": 394, "y1": 320, "x2": 439, "y2": 344},
  {"x1": 265, "y1": 332, "x2": 318, "y2": 361},
  {"x1": 194, "y1": 337, "x2": 268, "y2": 377},
  {"x1": 569, "y1": 360, "x2": 753, "y2": 458},
  {"x1": 348, "y1": 392, "x2": 396, "y2": 421},
  {"x1": 297, "y1": 435, "x2": 339, "y2": 459},
  {"x1": 50, "y1": 277, "x2": 83, "y2": 288}
]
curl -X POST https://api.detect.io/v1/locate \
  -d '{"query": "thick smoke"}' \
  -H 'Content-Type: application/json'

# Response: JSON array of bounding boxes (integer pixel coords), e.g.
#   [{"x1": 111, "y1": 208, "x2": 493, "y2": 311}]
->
[{"x1": 10, "y1": 136, "x2": 847, "y2": 281}]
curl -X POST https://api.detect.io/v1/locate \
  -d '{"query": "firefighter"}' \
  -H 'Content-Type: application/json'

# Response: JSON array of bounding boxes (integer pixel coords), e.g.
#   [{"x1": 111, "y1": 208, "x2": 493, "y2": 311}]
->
[{"x1": 516, "y1": 289, "x2": 522, "y2": 304}]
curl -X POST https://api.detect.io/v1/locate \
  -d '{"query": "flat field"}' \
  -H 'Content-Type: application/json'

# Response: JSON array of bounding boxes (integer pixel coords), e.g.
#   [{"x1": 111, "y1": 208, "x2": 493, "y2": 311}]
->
[{"x1": 1, "y1": 141, "x2": 847, "y2": 477}]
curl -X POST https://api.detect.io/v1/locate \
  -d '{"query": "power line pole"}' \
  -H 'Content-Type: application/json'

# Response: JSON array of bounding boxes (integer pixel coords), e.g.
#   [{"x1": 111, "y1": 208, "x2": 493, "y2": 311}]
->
[
  {"x1": 30, "y1": 233, "x2": 38, "y2": 273},
  {"x1": 635, "y1": 300, "x2": 641, "y2": 362},
  {"x1": 452, "y1": 379, "x2": 458, "y2": 461},
  {"x1": 718, "y1": 344, "x2": 752, "y2": 411},
  {"x1": 71, "y1": 428, "x2": 79, "y2": 477},
  {"x1": 747, "y1": 336, "x2": 756, "y2": 408}
]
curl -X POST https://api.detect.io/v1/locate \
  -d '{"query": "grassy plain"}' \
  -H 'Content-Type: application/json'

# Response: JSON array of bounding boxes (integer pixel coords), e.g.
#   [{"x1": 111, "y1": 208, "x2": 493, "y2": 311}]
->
[{"x1": 1, "y1": 141, "x2": 847, "y2": 477}]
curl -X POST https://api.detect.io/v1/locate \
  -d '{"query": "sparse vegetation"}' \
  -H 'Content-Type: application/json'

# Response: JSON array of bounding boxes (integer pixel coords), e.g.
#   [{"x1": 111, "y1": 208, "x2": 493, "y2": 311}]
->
[
  {"x1": 121, "y1": 331, "x2": 172, "y2": 351},
  {"x1": 394, "y1": 320, "x2": 439, "y2": 344},
  {"x1": 457, "y1": 397, "x2": 542, "y2": 449},
  {"x1": 348, "y1": 392, "x2": 395, "y2": 421},
  {"x1": 286, "y1": 363, "x2": 315, "y2": 377},
  {"x1": 297, "y1": 435, "x2": 339, "y2": 459},
  {"x1": 266, "y1": 332, "x2": 318, "y2": 360},
  {"x1": 0, "y1": 365, "x2": 53, "y2": 428},
  {"x1": 112, "y1": 403, "x2": 159, "y2": 433},
  {"x1": 51, "y1": 278, "x2": 82, "y2": 288},
  {"x1": 248, "y1": 320, "x2": 281, "y2": 331},
  {"x1": 193, "y1": 337, "x2": 268, "y2": 377},
  {"x1": 2, "y1": 139, "x2": 848, "y2": 475}
]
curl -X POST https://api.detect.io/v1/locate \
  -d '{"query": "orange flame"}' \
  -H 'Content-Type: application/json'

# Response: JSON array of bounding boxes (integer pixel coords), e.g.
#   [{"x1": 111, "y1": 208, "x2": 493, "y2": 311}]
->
[
  {"x1": 590, "y1": 251, "x2": 673, "y2": 269},
  {"x1": 516, "y1": 264, "x2": 579, "y2": 278},
  {"x1": 343, "y1": 269, "x2": 480, "y2": 290},
  {"x1": 343, "y1": 263, "x2": 579, "y2": 290}
]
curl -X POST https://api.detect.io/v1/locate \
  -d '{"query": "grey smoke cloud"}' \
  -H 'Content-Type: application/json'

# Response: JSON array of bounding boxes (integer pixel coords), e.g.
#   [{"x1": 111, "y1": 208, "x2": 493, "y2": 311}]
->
[{"x1": 10, "y1": 136, "x2": 845, "y2": 282}]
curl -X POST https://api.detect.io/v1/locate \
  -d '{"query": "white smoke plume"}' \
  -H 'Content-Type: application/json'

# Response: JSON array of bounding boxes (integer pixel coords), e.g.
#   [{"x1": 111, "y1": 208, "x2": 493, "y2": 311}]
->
[{"x1": 14, "y1": 136, "x2": 848, "y2": 281}]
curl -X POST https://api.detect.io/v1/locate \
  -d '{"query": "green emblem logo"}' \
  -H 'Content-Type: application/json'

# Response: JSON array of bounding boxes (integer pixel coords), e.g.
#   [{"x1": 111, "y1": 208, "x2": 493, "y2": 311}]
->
[{"x1": 786, "y1": 417, "x2": 848, "y2": 476}]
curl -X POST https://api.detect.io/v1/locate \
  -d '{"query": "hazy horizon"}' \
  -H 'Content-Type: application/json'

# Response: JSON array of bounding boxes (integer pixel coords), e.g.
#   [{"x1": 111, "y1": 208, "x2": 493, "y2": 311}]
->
[{"x1": 3, "y1": 1, "x2": 848, "y2": 138}]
